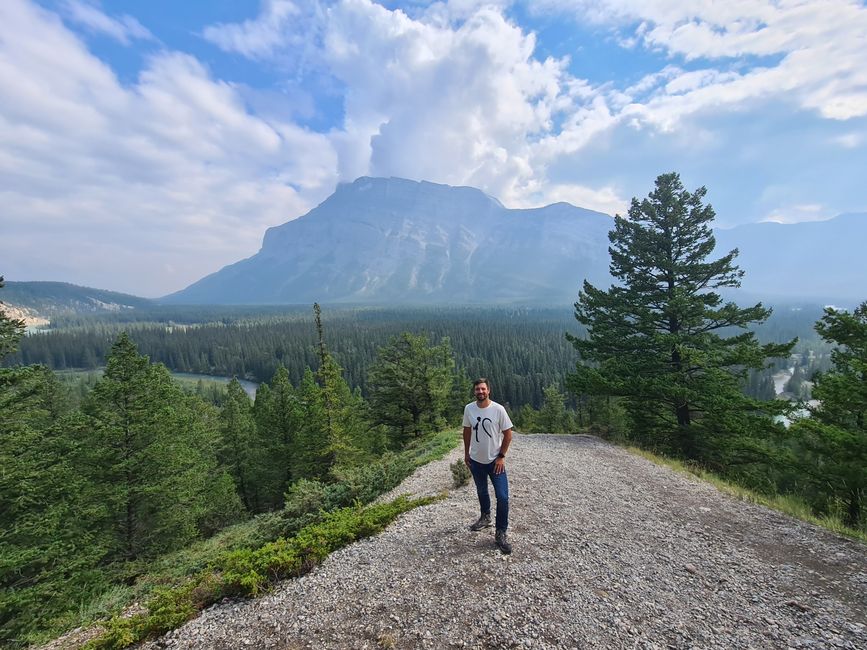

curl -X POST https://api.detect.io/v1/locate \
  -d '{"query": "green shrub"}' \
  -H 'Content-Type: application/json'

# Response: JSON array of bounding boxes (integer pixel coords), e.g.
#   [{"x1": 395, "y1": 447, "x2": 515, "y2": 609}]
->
[
  {"x1": 450, "y1": 459, "x2": 470, "y2": 487},
  {"x1": 83, "y1": 496, "x2": 438, "y2": 649}
]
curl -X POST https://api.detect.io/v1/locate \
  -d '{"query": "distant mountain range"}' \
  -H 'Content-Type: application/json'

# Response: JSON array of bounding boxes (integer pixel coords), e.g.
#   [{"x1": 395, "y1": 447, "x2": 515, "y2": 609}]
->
[
  {"x1": 713, "y1": 214, "x2": 866, "y2": 303},
  {"x1": 165, "y1": 176, "x2": 866, "y2": 305},
  {"x1": 4, "y1": 178, "x2": 865, "y2": 313}
]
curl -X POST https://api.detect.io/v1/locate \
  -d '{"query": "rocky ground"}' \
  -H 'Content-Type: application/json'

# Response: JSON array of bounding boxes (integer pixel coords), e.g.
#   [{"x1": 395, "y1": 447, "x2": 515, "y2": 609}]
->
[{"x1": 141, "y1": 434, "x2": 867, "y2": 650}]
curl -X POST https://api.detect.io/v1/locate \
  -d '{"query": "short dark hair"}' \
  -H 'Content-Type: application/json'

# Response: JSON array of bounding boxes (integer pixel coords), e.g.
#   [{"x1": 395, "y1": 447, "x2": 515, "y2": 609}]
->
[{"x1": 473, "y1": 377, "x2": 490, "y2": 389}]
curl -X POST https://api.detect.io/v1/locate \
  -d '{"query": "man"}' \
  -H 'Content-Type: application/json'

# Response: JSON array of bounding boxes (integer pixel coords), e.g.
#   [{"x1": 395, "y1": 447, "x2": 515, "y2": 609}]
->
[{"x1": 463, "y1": 377, "x2": 513, "y2": 554}]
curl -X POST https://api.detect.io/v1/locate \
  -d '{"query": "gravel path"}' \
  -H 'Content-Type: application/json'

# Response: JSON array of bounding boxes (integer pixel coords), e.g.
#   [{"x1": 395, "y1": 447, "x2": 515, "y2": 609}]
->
[{"x1": 144, "y1": 434, "x2": 867, "y2": 650}]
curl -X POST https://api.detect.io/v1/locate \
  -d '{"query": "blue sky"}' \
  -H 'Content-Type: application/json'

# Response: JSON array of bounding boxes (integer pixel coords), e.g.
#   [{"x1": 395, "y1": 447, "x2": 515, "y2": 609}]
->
[{"x1": 2, "y1": 0, "x2": 866, "y2": 297}]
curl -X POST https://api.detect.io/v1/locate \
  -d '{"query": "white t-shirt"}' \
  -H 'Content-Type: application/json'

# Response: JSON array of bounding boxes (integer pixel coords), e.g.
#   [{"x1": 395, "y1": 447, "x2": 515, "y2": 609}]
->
[{"x1": 463, "y1": 400, "x2": 514, "y2": 463}]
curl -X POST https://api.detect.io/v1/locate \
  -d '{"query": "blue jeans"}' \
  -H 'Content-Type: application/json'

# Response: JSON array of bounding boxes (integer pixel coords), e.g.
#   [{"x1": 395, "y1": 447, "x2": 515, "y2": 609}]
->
[{"x1": 469, "y1": 459, "x2": 509, "y2": 531}]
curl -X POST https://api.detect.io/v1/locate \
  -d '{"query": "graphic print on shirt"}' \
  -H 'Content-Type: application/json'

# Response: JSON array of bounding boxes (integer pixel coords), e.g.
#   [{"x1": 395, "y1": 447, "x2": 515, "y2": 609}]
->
[{"x1": 474, "y1": 416, "x2": 494, "y2": 442}]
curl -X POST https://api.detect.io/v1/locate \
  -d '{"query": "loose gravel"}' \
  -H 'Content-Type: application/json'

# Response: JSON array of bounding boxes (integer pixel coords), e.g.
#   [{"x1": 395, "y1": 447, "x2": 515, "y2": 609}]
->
[{"x1": 142, "y1": 434, "x2": 867, "y2": 650}]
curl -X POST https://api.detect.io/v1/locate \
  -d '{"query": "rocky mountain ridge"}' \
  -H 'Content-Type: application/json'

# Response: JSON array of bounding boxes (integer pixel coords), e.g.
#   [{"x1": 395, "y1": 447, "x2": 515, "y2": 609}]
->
[
  {"x1": 164, "y1": 177, "x2": 614, "y2": 305},
  {"x1": 165, "y1": 176, "x2": 867, "y2": 305}
]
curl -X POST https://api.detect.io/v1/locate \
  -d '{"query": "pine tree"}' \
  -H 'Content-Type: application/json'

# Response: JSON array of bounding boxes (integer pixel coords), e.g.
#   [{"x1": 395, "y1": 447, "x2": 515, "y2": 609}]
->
[
  {"x1": 538, "y1": 384, "x2": 568, "y2": 433},
  {"x1": 792, "y1": 303, "x2": 867, "y2": 528},
  {"x1": 569, "y1": 173, "x2": 794, "y2": 462},
  {"x1": 368, "y1": 332, "x2": 456, "y2": 447},
  {"x1": 77, "y1": 333, "x2": 241, "y2": 561},
  {"x1": 253, "y1": 366, "x2": 300, "y2": 507},
  {"x1": 0, "y1": 367, "x2": 106, "y2": 644},
  {"x1": 0, "y1": 275, "x2": 25, "y2": 360},
  {"x1": 1, "y1": 280, "x2": 106, "y2": 641},
  {"x1": 218, "y1": 378, "x2": 260, "y2": 511}
]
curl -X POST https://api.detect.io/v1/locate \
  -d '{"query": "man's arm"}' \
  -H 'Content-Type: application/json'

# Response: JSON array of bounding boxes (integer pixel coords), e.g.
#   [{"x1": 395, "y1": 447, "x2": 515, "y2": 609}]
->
[
  {"x1": 499, "y1": 427, "x2": 512, "y2": 456},
  {"x1": 493, "y1": 427, "x2": 512, "y2": 474},
  {"x1": 463, "y1": 426, "x2": 472, "y2": 467}
]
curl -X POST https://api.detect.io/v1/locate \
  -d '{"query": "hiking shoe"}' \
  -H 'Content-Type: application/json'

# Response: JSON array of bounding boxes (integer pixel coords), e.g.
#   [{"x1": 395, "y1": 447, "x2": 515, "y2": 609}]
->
[
  {"x1": 469, "y1": 513, "x2": 492, "y2": 531},
  {"x1": 495, "y1": 529, "x2": 512, "y2": 555}
]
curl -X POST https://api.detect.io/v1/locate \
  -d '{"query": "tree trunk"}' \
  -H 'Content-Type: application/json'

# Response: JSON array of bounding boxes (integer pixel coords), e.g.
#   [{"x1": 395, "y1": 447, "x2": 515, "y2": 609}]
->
[{"x1": 846, "y1": 487, "x2": 862, "y2": 529}]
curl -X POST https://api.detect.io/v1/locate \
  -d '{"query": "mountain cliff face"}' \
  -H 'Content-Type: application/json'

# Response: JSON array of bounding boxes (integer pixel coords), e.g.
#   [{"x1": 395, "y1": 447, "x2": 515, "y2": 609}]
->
[
  {"x1": 165, "y1": 177, "x2": 614, "y2": 304},
  {"x1": 164, "y1": 176, "x2": 867, "y2": 305}
]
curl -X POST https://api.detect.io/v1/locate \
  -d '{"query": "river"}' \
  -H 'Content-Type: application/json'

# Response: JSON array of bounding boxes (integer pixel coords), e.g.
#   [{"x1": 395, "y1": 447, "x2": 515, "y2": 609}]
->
[{"x1": 171, "y1": 372, "x2": 259, "y2": 398}]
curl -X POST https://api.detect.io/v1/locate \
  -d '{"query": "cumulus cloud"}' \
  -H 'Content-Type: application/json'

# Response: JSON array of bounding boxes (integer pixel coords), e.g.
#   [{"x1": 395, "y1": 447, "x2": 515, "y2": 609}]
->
[
  {"x1": 205, "y1": 0, "x2": 866, "y2": 214},
  {"x1": 0, "y1": 0, "x2": 338, "y2": 296},
  {"x1": 4, "y1": 0, "x2": 866, "y2": 295},
  {"x1": 317, "y1": 2, "x2": 571, "y2": 204}
]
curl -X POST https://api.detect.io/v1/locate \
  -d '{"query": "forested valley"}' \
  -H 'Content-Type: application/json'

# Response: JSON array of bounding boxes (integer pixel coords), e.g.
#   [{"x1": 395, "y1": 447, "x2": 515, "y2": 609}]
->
[
  {"x1": 1, "y1": 295, "x2": 467, "y2": 648},
  {"x1": 3, "y1": 302, "x2": 829, "y2": 410},
  {"x1": 3, "y1": 174, "x2": 867, "y2": 649}
]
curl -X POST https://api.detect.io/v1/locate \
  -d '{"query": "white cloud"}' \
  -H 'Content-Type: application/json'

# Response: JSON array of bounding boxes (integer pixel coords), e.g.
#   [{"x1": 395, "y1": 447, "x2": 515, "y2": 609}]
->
[
  {"x1": 0, "y1": 0, "x2": 338, "y2": 296},
  {"x1": 762, "y1": 203, "x2": 831, "y2": 224},
  {"x1": 62, "y1": 0, "x2": 152, "y2": 44},
  {"x1": 311, "y1": 1, "x2": 574, "y2": 205},
  {"x1": 520, "y1": 181, "x2": 625, "y2": 215},
  {"x1": 535, "y1": 0, "x2": 867, "y2": 123},
  {"x1": 203, "y1": 0, "x2": 321, "y2": 62},
  {"x1": 833, "y1": 132, "x2": 864, "y2": 149}
]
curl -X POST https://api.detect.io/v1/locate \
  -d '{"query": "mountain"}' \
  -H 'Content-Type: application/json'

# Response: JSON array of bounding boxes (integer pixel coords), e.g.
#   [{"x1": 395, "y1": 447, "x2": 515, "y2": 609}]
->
[
  {"x1": 164, "y1": 176, "x2": 866, "y2": 305},
  {"x1": 714, "y1": 213, "x2": 867, "y2": 304},
  {"x1": 1, "y1": 281, "x2": 153, "y2": 322},
  {"x1": 164, "y1": 177, "x2": 614, "y2": 304}
]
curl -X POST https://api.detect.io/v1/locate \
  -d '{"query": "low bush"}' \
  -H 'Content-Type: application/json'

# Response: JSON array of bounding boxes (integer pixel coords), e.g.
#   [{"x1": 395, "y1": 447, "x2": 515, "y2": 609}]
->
[
  {"x1": 450, "y1": 459, "x2": 471, "y2": 487},
  {"x1": 84, "y1": 496, "x2": 437, "y2": 649}
]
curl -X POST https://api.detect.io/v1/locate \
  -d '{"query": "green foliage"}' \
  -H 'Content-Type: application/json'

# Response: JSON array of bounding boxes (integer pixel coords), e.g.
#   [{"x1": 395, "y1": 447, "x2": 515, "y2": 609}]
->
[
  {"x1": 0, "y1": 276, "x2": 25, "y2": 360},
  {"x1": 450, "y1": 459, "x2": 471, "y2": 487},
  {"x1": 368, "y1": 332, "x2": 457, "y2": 446},
  {"x1": 537, "y1": 384, "x2": 570, "y2": 433},
  {"x1": 84, "y1": 496, "x2": 436, "y2": 649},
  {"x1": 68, "y1": 427, "x2": 459, "y2": 649},
  {"x1": 7, "y1": 304, "x2": 824, "y2": 412},
  {"x1": 569, "y1": 173, "x2": 794, "y2": 463},
  {"x1": 1, "y1": 279, "x2": 109, "y2": 646},
  {"x1": 218, "y1": 378, "x2": 260, "y2": 511},
  {"x1": 75, "y1": 333, "x2": 243, "y2": 562},
  {"x1": 791, "y1": 303, "x2": 867, "y2": 528},
  {"x1": 252, "y1": 366, "x2": 301, "y2": 509},
  {"x1": 0, "y1": 368, "x2": 107, "y2": 646}
]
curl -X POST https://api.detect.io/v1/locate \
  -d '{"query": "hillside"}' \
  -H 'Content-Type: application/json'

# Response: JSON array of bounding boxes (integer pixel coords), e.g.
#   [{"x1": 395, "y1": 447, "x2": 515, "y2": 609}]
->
[
  {"x1": 0, "y1": 281, "x2": 152, "y2": 321},
  {"x1": 137, "y1": 434, "x2": 866, "y2": 649}
]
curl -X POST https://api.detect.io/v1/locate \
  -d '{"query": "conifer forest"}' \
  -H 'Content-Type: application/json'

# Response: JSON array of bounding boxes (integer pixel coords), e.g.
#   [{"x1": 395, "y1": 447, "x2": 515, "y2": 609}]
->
[{"x1": 2, "y1": 174, "x2": 865, "y2": 648}]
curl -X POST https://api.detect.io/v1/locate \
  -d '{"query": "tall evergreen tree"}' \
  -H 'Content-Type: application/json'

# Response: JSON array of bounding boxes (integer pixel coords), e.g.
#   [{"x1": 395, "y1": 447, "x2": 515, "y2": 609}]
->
[
  {"x1": 218, "y1": 378, "x2": 260, "y2": 511},
  {"x1": 1, "y1": 280, "x2": 105, "y2": 643},
  {"x1": 538, "y1": 384, "x2": 568, "y2": 433},
  {"x1": 253, "y1": 366, "x2": 300, "y2": 507},
  {"x1": 77, "y1": 333, "x2": 241, "y2": 561},
  {"x1": 368, "y1": 332, "x2": 456, "y2": 447},
  {"x1": 792, "y1": 303, "x2": 867, "y2": 528},
  {"x1": 569, "y1": 173, "x2": 793, "y2": 462}
]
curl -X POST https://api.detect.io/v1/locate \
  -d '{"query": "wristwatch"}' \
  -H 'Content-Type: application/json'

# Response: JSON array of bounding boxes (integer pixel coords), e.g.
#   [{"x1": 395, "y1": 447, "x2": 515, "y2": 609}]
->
[{"x1": 496, "y1": 453, "x2": 505, "y2": 459}]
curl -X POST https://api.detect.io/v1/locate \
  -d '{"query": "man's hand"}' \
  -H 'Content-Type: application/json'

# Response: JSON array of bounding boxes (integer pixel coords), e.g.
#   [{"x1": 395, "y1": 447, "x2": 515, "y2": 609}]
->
[
  {"x1": 464, "y1": 452, "x2": 471, "y2": 468},
  {"x1": 494, "y1": 457, "x2": 505, "y2": 474}
]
